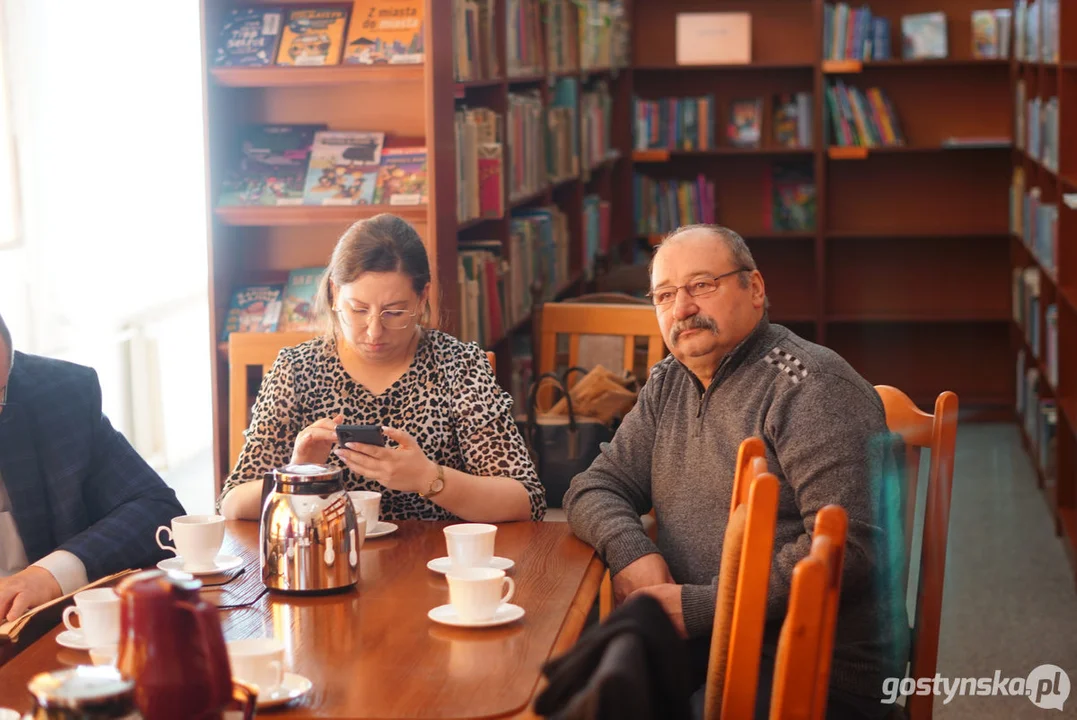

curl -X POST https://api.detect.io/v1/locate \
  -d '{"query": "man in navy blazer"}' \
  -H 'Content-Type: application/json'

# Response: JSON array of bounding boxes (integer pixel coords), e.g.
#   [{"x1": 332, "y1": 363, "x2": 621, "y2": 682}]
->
[{"x1": 0, "y1": 312, "x2": 185, "y2": 621}]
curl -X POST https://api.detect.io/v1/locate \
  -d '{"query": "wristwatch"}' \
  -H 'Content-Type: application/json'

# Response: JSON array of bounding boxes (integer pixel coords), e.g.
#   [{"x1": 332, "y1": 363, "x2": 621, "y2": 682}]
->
[{"x1": 420, "y1": 463, "x2": 445, "y2": 498}]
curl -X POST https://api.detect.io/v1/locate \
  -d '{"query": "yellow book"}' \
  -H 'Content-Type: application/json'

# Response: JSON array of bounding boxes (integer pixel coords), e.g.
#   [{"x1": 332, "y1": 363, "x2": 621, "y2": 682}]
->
[
  {"x1": 276, "y1": 7, "x2": 350, "y2": 66},
  {"x1": 344, "y1": 0, "x2": 424, "y2": 65}
]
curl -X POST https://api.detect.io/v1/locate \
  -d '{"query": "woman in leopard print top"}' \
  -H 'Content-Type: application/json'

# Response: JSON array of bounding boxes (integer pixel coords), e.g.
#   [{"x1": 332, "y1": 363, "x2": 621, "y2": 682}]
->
[{"x1": 219, "y1": 215, "x2": 545, "y2": 522}]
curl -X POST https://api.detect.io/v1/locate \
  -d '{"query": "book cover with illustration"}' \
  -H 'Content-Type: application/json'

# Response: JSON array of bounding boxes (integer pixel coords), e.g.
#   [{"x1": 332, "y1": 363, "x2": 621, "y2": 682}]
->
[
  {"x1": 279, "y1": 267, "x2": 326, "y2": 332},
  {"x1": 344, "y1": 0, "x2": 425, "y2": 64},
  {"x1": 766, "y1": 164, "x2": 816, "y2": 232},
  {"x1": 221, "y1": 285, "x2": 284, "y2": 341},
  {"x1": 303, "y1": 131, "x2": 385, "y2": 205},
  {"x1": 901, "y1": 12, "x2": 948, "y2": 60},
  {"x1": 213, "y1": 7, "x2": 283, "y2": 66},
  {"x1": 218, "y1": 124, "x2": 325, "y2": 206},
  {"x1": 727, "y1": 98, "x2": 763, "y2": 148},
  {"x1": 373, "y1": 147, "x2": 428, "y2": 205},
  {"x1": 276, "y1": 7, "x2": 350, "y2": 66}
]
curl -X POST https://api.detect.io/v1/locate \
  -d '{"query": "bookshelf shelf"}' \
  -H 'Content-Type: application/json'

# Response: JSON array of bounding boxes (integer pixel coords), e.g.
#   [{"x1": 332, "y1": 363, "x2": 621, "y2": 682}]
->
[
  {"x1": 827, "y1": 144, "x2": 1012, "y2": 158},
  {"x1": 634, "y1": 62, "x2": 813, "y2": 71},
  {"x1": 632, "y1": 148, "x2": 813, "y2": 162},
  {"x1": 823, "y1": 58, "x2": 1010, "y2": 73},
  {"x1": 825, "y1": 230, "x2": 1011, "y2": 239},
  {"x1": 827, "y1": 313, "x2": 1011, "y2": 323},
  {"x1": 214, "y1": 205, "x2": 428, "y2": 227},
  {"x1": 210, "y1": 64, "x2": 423, "y2": 88}
]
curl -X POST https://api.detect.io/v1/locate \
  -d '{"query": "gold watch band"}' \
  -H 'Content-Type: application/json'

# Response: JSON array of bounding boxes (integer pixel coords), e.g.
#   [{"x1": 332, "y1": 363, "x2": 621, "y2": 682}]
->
[{"x1": 420, "y1": 463, "x2": 445, "y2": 498}]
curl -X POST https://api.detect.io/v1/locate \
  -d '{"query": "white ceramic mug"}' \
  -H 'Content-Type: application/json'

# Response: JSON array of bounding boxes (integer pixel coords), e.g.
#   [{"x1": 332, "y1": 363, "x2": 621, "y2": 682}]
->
[
  {"x1": 446, "y1": 567, "x2": 515, "y2": 622},
  {"x1": 227, "y1": 638, "x2": 285, "y2": 692},
  {"x1": 348, "y1": 491, "x2": 382, "y2": 530},
  {"x1": 62, "y1": 588, "x2": 120, "y2": 647},
  {"x1": 443, "y1": 523, "x2": 497, "y2": 569},
  {"x1": 156, "y1": 514, "x2": 225, "y2": 570}
]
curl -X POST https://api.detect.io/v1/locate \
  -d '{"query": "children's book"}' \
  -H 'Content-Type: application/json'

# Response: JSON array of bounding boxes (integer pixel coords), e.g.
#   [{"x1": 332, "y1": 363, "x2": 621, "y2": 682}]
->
[
  {"x1": 213, "y1": 7, "x2": 284, "y2": 66},
  {"x1": 344, "y1": 0, "x2": 425, "y2": 65},
  {"x1": 373, "y1": 147, "x2": 428, "y2": 205},
  {"x1": 276, "y1": 7, "x2": 350, "y2": 66},
  {"x1": 901, "y1": 12, "x2": 948, "y2": 59},
  {"x1": 218, "y1": 124, "x2": 324, "y2": 206},
  {"x1": 302, "y1": 131, "x2": 385, "y2": 205},
  {"x1": 221, "y1": 285, "x2": 284, "y2": 341},
  {"x1": 278, "y1": 267, "x2": 326, "y2": 332},
  {"x1": 766, "y1": 164, "x2": 816, "y2": 232},
  {"x1": 727, "y1": 99, "x2": 763, "y2": 148}
]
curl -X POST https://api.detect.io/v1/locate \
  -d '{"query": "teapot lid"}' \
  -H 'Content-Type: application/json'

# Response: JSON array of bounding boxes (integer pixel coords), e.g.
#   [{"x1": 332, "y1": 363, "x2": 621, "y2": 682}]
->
[{"x1": 272, "y1": 463, "x2": 342, "y2": 484}]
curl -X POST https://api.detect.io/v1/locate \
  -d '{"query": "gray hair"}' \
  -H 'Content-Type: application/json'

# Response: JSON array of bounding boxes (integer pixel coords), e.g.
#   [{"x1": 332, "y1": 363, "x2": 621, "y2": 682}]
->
[
  {"x1": 649, "y1": 224, "x2": 757, "y2": 289},
  {"x1": 0, "y1": 311, "x2": 10, "y2": 361}
]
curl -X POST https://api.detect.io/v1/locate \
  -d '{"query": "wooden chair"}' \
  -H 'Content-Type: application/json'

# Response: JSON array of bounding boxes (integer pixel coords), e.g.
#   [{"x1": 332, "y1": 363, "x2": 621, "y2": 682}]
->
[
  {"x1": 768, "y1": 504, "x2": 849, "y2": 720},
  {"x1": 874, "y1": 386, "x2": 959, "y2": 720},
  {"x1": 228, "y1": 331, "x2": 495, "y2": 471},
  {"x1": 703, "y1": 437, "x2": 779, "y2": 720}
]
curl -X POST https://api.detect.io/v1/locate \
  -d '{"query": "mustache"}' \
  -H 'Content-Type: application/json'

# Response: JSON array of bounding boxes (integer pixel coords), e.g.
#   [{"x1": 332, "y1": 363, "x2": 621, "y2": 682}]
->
[{"x1": 670, "y1": 314, "x2": 718, "y2": 345}]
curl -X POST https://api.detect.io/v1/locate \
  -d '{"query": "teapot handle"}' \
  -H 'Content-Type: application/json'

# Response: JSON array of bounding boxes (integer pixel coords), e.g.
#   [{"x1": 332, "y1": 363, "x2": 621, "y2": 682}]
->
[{"x1": 233, "y1": 678, "x2": 259, "y2": 720}]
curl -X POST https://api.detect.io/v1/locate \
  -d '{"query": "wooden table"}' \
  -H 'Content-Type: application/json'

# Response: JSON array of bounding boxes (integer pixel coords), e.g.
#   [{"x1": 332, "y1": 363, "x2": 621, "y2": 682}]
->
[{"x1": 0, "y1": 520, "x2": 604, "y2": 718}]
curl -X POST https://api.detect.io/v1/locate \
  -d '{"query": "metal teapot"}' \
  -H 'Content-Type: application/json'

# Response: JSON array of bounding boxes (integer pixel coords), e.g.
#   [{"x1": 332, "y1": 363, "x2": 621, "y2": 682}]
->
[{"x1": 260, "y1": 463, "x2": 362, "y2": 593}]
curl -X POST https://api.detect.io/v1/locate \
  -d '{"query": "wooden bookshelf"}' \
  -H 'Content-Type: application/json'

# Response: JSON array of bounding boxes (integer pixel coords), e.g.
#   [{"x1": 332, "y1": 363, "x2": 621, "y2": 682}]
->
[
  {"x1": 628, "y1": 0, "x2": 1015, "y2": 419},
  {"x1": 1010, "y1": 0, "x2": 1077, "y2": 579},
  {"x1": 199, "y1": 0, "x2": 635, "y2": 483}
]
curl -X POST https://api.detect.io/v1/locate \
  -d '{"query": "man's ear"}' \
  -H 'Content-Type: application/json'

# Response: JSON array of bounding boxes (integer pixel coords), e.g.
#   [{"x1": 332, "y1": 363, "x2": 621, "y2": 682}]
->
[{"x1": 750, "y1": 270, "x2": 766, "y2": 309}]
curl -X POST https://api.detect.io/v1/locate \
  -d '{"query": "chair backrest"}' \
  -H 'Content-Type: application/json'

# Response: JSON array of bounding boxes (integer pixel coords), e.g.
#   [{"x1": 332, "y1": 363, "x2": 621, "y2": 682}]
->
[
  {"x1": 536, "y1": 301, "x2": 665, "y2": 382},
  {"x1": 874, "y1": 385, "x2": 959, "y2": 720},
  {"x1": 704, "y1": 437, "x2": 780, "y2": 720},
  {"x1": 228, "y1": 331, "x2": 495, "y2": 471},
  {"x1": 768, "y1": 505, "x2": 849, "y2": 720}
]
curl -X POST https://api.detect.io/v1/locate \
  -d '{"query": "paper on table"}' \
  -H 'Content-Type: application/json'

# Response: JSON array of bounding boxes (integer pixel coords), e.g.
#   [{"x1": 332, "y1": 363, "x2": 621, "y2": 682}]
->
[{"x1": 0, "y1": 568, "x2": 137, "y2": 644}]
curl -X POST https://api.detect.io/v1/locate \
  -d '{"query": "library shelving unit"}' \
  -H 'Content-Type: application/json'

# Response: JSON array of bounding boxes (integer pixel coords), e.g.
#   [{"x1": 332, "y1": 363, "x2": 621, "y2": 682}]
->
[
  {"x1": 199, "y1": 0, "x2": 635, "y2": 484},
  {"x1": 628, "y1": 0, "x2": 1015, "y2": 417},
  {"x1": 1010, "y1": 0, "x2": 1077, "y2": 576}
]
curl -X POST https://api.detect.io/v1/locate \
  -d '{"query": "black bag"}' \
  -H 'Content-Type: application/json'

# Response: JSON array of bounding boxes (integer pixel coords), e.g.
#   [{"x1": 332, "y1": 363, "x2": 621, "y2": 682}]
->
[{"x1": 520, "y1": 369, "x2": 614, "y2": 509}]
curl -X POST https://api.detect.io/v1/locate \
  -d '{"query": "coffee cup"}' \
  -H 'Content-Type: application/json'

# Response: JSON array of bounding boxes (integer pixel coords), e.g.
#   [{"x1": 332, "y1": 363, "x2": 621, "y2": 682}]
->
[
  {"x1": 445, "y1": 567, "x2": 515, "y2": 622},
  {"x1": 62, "y1": 588, "x2": 120, "y2": 647},
  {"x1": 227, "y1": 638, "x2": 285, "y2": 692},
  {"x1": 443, "y1": 523, "x2": 497, "y2": 569},
  {"x1": 348, "y1": 491, "x2": 382, "y2": 530},
  {"x1": 156, "y1": 514, "x2": 225, "y2": 570}
]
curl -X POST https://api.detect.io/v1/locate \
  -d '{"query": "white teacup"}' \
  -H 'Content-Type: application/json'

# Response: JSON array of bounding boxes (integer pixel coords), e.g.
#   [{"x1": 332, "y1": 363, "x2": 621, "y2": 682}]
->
[
  {"x1": 444, "y1": 523, "x2": 497, "y2": 569},
  {"x1": 62, "y1": 588, "x2": 120, "y2": 648},
  {"x1": 156, "y1": 514, "x2": 225, "y2": 570},
  {"x1": 227, "y1": 638, "x2": 285, "y2": 692},
  {"x1": 445, "y1": 567, "x2": 515, "y2": 622},
  {"x1": 348, "y1": 491, "x2": 382, "y2": 529}
]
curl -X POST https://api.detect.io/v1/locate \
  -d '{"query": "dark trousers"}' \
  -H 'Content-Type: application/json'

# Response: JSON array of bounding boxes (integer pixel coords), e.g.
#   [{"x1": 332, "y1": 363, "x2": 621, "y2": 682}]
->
[{"x1": 687, "y1": 639, "x2": 897, "y2": 720}]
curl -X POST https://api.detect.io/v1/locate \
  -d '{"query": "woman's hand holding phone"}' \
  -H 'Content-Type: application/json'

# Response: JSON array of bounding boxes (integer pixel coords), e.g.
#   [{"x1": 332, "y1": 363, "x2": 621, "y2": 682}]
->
[
  {"x1": 291, "y1": 413, "x2": 345, "y2": 465},
  {"x1": 334, "y1": 426, "x2": 437, "y2": 495}
]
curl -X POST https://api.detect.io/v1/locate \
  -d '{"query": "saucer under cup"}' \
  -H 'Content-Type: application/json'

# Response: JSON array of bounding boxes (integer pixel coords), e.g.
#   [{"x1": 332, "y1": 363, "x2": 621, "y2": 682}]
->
[
  {"x1": 445, "y1": 566, "x2": 515, "y2": 623},
  {"x1": 228, "y1": 637, "x2": 284, "y2": 692},
  {"x1": 62, "y1": 588, "x2": 120, "y2": 648},
  {"x1": 444, "y1": 523, "x2": 497, "y2": 570},
  {"x1": 156, "y1": 514, "x2": 225, "y2": 572}
]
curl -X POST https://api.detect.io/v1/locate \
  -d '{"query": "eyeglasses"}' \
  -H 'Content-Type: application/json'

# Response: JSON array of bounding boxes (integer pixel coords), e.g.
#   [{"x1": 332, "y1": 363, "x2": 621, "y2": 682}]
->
[
  {"x1": 335, "y1": 306, "x2": 417, "y2": 330},
  {"x1": 646, "y1": 268, "x2": 750, "y2": 307}
]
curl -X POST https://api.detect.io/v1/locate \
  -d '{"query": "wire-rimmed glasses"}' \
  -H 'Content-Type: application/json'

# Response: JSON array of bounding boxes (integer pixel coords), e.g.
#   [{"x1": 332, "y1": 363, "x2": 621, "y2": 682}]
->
[
  {"x1": 335, "y1": 306, "x2": 417, "y2": 330},
  {"x1": 646, "y1": 268, "x2": 750, "y2": 307}
]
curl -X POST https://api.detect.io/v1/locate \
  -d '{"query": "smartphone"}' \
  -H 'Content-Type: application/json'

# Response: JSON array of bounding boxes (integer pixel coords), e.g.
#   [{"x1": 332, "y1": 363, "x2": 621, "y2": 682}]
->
[{"x1": 335, "y1": 424, "x2": 386, "y2": 448}]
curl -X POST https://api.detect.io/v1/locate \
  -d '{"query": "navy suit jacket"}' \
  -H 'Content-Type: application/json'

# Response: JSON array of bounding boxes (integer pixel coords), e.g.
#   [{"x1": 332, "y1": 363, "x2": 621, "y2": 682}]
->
[{"x1": 0, "y1": 351, "x2": 186, "y2": 580}]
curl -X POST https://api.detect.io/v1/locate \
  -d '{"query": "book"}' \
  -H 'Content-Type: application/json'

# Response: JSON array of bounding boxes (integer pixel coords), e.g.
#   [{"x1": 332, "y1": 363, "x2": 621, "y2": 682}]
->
[
  {"x1": 221, "y1": 285, "x2": 284, "y2": 341},
  {"x1": 218, "y1": 124, "x2": 324, "y2": 207},
  {"x1": 971, "y1": 10, "x2": 1000, "y2": 58},
  {"x1": 344, "y1": 0, "x2": 425, "y2": 65},
  {"x1": 213, "y1": 7, "x2": 283, "y2": 67},
  {"x1": 901, "y1": 12, "x2": 948, "y2": 60},
  {"x1": 276, "y1": 7, "x2": 350, "y2": 66},
  {"x1": 675, "y1": 12, "x2": 751, "y2": 65},
  {"x1": 727, "y1": 99, "x2": 763, "y2": 148},
  {"x1": 767, "y1": 164, "x2": 816, "y2": 232},
  {"x1": 302, "y1": 131, "x2": 385, "y2": 205},
  {"x1": 373, "y1": 147, "x2": 428, "y2": 205},
  {"x1": 279, "y1": 267, "x2": 326, "y2": 332}
]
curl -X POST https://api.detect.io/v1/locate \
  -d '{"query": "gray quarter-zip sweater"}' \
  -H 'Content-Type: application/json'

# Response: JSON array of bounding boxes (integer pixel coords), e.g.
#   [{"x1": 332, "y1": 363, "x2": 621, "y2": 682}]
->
[{"x1": 564, "y1": 317, "x2": 908, "y2": 699}]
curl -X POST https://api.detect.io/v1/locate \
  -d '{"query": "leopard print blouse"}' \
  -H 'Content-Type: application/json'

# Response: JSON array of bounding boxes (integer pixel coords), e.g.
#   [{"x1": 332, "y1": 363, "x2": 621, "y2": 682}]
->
[{"x1": 221, "y1": 330, "x2": 546, "y2": 521}]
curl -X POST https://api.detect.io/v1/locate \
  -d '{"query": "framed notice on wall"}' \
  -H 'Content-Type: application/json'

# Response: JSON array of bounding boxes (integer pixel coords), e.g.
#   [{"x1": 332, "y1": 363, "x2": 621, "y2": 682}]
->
[{"x1": 675, "y1": 12, "x2": 752, "y2": 65}]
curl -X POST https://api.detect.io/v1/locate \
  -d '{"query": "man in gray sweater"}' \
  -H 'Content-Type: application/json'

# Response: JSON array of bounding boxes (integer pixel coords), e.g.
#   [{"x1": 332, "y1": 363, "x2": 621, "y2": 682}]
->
[{"x1": 564, "y1": 225, "x2": 908, "y2": 719}]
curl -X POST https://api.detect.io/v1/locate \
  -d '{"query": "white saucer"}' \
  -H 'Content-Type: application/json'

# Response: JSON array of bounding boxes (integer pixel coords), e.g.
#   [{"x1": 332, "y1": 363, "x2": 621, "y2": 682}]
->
[
  {"x1": 256, "y1": 672, "x2": 313, "y2": 709},
  {"x1": 366, "y1": 521, "x2": 398, "y2": 539},
  {"x1": 157, "y1": 554, "x2": 244, "y2": 576},
  {"x1": 428, "y1": 603, "x2": 525, "y2": 628},
  {"x1": 426, "y1": 556, "x2": 515, "y2": 574},
  {"x1": 56, "y1": 629, "x2": 91, "y2": 651}
]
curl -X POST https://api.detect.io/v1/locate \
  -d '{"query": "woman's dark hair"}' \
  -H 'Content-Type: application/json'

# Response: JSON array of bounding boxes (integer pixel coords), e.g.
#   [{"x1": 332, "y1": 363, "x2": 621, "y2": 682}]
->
[{"x1": 314, "y1": 213, "x2": 432, "y2": 334}]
